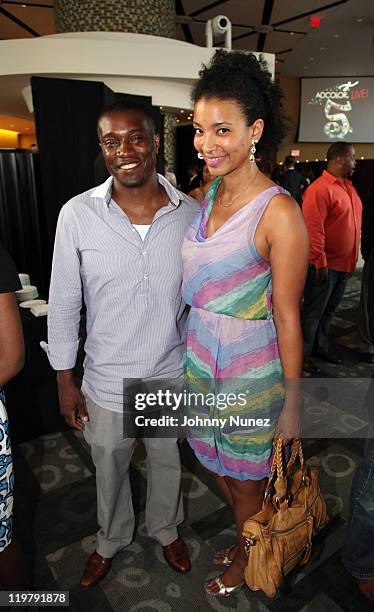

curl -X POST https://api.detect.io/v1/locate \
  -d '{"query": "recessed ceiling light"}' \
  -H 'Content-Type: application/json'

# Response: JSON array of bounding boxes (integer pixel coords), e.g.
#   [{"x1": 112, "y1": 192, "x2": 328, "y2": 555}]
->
[
  {"x1": 333, "y1": 34, "x2": 340, "y2": 38},
  {"x1": 305, "y1": 159, "x2": 309, "y2": 162},
  {"x1": 356, "y1": 18, "x2": 364, "y2": 23},
  {"x1": 21, "y1": 4, "x2": 27, "y2": 7},
  {"x1": 310, "y1": 57, "x2": 314, "y2": 61},
  {"x1": 361, "y1": 156, "x2": 365, "y2": 159},
  {"x1": 320, "y1": 46, "x2": 325, "y2": 51},
  {"x1": 303, "y1": 65, "x2": 308, "y2": 69},
  {"x1": 290, "y1": 32, "x2": 295, "y2": 36}
]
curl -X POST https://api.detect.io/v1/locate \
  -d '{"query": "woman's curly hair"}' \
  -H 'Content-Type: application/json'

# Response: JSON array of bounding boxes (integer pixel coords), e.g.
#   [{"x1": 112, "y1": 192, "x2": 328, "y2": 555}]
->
[{"x1": 191, "y1": 50, "x2": 288, "y2": 159}]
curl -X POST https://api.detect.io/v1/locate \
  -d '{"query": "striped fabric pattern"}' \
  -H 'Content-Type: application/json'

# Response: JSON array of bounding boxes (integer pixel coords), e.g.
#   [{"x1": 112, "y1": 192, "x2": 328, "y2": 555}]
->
[
  {"x1": 182, "y1": 179, "x2": 286, "y2": 480},
  {"x1": 44, "y1": 174, "x2": 200, "y2": 411}
]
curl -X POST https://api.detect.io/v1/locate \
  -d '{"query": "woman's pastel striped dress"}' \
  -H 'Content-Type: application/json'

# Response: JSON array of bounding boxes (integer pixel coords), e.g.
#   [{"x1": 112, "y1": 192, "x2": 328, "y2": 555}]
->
[{"x1": 182, "y1": 177, "x2": 287, "y2": 481}]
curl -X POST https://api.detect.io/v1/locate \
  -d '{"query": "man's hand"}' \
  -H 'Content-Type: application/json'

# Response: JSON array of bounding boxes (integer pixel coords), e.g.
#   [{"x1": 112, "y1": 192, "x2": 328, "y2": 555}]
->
[
  {"x1": 315, "y1": 267, "x2": 328, "y2": 285},
  {"x1": 57, "y1": 371, "x2": 89, "y2": 430}
]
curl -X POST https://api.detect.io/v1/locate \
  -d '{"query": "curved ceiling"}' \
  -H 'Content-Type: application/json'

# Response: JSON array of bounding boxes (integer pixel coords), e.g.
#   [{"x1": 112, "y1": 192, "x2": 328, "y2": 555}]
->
[{"x1": 0, "y1": 0, "x2": 372, "y2": 77}]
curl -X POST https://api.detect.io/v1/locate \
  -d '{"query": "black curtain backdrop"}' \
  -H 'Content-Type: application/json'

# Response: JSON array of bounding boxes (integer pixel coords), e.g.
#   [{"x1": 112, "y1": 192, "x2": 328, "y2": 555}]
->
[
  {"x1": 31, "y1": 76, "x2": 164, "y2": 285},
  {"x1": 0, "y1": 149, "x2": 47, "y2": 293}
]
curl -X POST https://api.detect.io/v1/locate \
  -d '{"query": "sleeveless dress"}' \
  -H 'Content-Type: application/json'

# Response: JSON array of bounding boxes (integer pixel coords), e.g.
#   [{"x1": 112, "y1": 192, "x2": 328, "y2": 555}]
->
[{"x1": 182, "y1": 178, "x2": 287, "y2": 481}]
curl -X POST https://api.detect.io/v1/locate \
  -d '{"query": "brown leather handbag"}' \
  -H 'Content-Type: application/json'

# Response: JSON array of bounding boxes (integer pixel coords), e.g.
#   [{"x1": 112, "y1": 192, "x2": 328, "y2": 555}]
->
[{"x1": 242, "y1": 439, "x2": 328, "y2": 598}]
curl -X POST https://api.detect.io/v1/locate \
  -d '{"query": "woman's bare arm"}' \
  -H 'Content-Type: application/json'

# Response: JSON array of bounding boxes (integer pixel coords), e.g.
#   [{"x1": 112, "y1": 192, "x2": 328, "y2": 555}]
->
[{"x1": 260, "y1": 194, "x2": 309, "y2": 439}]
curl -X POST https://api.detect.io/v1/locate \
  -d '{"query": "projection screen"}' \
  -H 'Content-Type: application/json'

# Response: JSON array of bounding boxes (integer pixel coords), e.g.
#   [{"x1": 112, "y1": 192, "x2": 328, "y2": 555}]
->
[{"x1": 299, "y1": 77, "x2": 374, "y2": 143}]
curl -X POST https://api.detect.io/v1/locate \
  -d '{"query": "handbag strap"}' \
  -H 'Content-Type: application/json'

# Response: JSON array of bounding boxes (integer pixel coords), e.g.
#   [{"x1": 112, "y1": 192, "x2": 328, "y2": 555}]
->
[
  {"x1": 264, "y1": 438, "x2": 285, "y2": 503},
  {"x1": 264, "y1": 438, "x2": 305, "y2": 506},
  {"x1": 286, "y1": 438, "x2": 305, "y2": 474}
]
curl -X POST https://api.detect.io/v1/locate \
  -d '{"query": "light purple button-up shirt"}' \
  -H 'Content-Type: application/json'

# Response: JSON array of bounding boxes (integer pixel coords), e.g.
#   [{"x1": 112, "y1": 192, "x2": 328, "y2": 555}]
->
[{"x1": 42, "y1": 174, "x2": 199, "y2": 411}]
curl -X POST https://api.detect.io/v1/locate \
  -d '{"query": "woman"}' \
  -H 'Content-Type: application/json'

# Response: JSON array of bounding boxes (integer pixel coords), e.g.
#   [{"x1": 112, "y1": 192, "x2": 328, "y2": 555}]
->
[
  {"x1": 188, "y1": 163, "x2": 213, "y2": 203},
  {"x1": 0, "y1": 243, "x2": 27, "y2": 605},
  {"x1": 182, "y1": 50, "x2": 309, "y2": 596}
]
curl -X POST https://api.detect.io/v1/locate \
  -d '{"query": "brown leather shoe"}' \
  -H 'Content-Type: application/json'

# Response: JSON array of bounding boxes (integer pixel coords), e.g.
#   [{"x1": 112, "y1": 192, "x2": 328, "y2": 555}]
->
[
  {"x1": 80, "y1": 551, "x2": 113, "y2": 588},
  {"x1": 356, "y1": 578, "x2": 374, "y2": 602},
  {"x1": 163, "y1": 536, "x2": 191, "y2": 573}
]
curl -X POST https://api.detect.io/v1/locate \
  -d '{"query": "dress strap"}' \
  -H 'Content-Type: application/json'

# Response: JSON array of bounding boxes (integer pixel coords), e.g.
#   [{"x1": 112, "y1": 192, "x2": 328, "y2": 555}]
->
[
  {"x1": 197, "y1": 177, "x2": 222, "y2": 241},
  {"x1": 249, "y1": 185, "x2": 289, "y2": 244}
]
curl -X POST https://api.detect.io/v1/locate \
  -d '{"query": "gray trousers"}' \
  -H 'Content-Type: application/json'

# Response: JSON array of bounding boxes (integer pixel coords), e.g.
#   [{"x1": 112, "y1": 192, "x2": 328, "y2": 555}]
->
[{"x1": 83, "y1": 394, "x2": 184, "y2": 558}]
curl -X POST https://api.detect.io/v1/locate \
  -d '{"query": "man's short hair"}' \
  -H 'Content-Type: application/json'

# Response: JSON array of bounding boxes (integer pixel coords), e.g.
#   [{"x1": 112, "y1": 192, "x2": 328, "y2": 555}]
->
[
  {"x1": 284, "y1": 155, "x2": 295, "y2": 167},
  {"x1": 326, "y1": 142, "x2": 351, "y2": 161},
  {"x1": 97, "y1": 101, "x2": 156, "y2": 135}
]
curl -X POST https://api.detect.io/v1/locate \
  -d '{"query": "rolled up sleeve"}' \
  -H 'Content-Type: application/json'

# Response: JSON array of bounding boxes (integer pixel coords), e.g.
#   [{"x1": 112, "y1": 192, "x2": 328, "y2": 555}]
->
[
  {"x1": 41, "y1": 204, "x2": 82, "y2": 370},
  {"x1": 302, "y1": 188, "x2": 329, "y2": 269}
]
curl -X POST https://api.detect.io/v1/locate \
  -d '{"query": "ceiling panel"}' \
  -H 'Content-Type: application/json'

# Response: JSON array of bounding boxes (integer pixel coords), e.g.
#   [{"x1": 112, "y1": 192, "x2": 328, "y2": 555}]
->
[
  {"x1": 181, "y1": 0, "x2": 264, "y2": 26},
  {"x1": 271, "y1": 0, "x2": 346, "y2": 24},
  {"x1": 0, "y1": 1, "x2": 54, "y2": 39}
]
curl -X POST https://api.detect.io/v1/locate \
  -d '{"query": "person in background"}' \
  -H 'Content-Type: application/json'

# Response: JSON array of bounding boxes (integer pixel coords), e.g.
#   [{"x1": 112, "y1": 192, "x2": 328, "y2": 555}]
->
[
  {"x1": 188, "y1": 163, "x2": 213, "y2": 203},
  {"x1": 344, "y1": 244, "x2": 374, "y2": 602},
  {"x1": 301, "y1": 164, "x2": 316, "y2": 189},
  {"x1": 279, "y1": 155, "x2": 307, "y2": 206},
  {"x1": 301, "y1": 142, "x2": 362, "y2": 374},
  {"x1": 164, "y1": 161, "x2": 178, "y2": 188},
  {"x1": 0, "y1": 243, "x2": 27, "y2": 609},
  {"x1": 356, "y1": 181, "x2": 374, "y2": 363},
  {"x1": 186, "y1": 160, "x2": 201, "y2": 192},
  {"x1": 44, "y1": 101, "x2": 199, "y2": 588}
]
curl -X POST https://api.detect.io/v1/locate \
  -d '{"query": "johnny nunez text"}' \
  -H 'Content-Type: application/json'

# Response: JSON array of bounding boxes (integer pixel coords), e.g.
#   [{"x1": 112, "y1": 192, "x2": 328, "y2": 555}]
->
[{"x1": 133, "y1": 415, "x2": 271, "y2": 428}]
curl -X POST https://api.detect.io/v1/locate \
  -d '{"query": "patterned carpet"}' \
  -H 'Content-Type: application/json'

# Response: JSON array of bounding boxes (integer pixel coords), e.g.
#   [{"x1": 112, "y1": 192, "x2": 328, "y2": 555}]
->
[{"x1": 13, "y1": 272, "x2": 374, "y2": 611}]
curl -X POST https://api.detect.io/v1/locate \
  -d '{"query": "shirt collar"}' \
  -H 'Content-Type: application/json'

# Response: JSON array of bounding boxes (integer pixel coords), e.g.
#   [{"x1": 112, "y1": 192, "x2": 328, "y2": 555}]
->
[
  {"x1": 90, "y1": 173, "x2": 182, "y2": 208},
  {"x1": 323, "y1": 169, "x2": 352, "y2": 186}
]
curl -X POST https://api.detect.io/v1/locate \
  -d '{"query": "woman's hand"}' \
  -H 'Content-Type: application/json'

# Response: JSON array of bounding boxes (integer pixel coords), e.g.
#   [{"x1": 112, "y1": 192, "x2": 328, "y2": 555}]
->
[{"x1": 274, "y1": 403, "x2": 302, "y2": 446}]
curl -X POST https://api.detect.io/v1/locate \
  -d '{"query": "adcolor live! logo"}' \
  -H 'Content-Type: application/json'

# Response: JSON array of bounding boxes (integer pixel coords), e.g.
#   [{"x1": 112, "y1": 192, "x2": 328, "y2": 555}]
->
[{"x1": 308, "y1": 80, "x2": 369, "y2": 139}]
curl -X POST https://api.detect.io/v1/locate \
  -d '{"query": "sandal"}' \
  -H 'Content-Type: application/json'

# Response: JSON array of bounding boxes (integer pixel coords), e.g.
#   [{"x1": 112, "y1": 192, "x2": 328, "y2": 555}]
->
[
  {"x1": 205, "y1": 575, "x2": 244, "y2": 597},
  {"x1": 213, "y1": 545, "x2": 236, "y2": 566}
]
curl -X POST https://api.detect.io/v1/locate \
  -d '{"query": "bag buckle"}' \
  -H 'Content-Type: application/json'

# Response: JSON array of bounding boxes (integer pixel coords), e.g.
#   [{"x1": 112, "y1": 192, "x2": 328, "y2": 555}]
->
[
  {"x1": 244, "y1": 535, "x2": 256, "y2": 554},
  {"x1": 274, "y1": 494, "x2": 289, "y2": 509}
]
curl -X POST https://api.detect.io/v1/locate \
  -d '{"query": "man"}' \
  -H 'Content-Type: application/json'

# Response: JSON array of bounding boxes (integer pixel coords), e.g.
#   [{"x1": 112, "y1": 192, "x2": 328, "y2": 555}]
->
[
  {"x1": 280, "y1": 155, "x2": 307, "y2": 206},
  {"x1": 344, "y1": 245, "x2": 374, "y2": 602},
  {"x1": 43, "y1": 102, "x2": 199, "y2": 587},
  {"x1": 301, "y1": 142, "x2": 362, "y2": 373}
]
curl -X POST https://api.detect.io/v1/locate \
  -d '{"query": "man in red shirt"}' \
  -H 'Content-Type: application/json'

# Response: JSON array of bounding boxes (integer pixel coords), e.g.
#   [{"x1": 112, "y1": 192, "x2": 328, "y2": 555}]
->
[{"x1": 301, "y1": 142, "x2": 362, "y2": 372}]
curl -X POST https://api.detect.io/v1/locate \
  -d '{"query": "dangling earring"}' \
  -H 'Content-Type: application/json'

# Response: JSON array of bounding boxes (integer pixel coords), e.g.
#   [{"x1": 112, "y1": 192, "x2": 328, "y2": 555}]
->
[
  {"x1": 197, "y1": 152, "x2": 203, "y2": 159},
  {"x1": 249, "y1": 139, "x2": 258, "y2": 163}
]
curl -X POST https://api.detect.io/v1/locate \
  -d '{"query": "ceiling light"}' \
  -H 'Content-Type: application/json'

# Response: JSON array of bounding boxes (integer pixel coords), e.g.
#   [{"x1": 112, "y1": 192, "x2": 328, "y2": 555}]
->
[
  {"x1": 290, "y1": 32, "x2": 295, "y2": 36},
  {"x1": 320, "y1": 46, "x2": 325, "y2": 51},
  {"x1": 9, "y1": 124, "x2": 14, "y2": 127},
  {"x1": 333, "y1": 34, "x2": 340, "y2": 38},
  {"x1": 25, "y1": 127, "x2": 30, "y2": 130},
  {"x1": 310, "y1": 57, "x2": 314, "y2": 61},
  {"x1": 305, "y1": 159, "x2": 309, "y2": 162},
  {"x1": 361, "y1": 156, "x2": 365, "y2": 159},
  {"x1": 356, "y1": 18, "x2": 364, "y2": 23},
  {"x1": 303, "y1": 65, "x2": 308, "y2": 69}
]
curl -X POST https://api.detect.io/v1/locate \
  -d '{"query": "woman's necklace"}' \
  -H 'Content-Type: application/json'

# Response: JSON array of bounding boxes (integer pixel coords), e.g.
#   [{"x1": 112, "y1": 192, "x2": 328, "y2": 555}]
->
[{"x1": 217, "y1": 170, "x2": 259, "y2": 208}]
